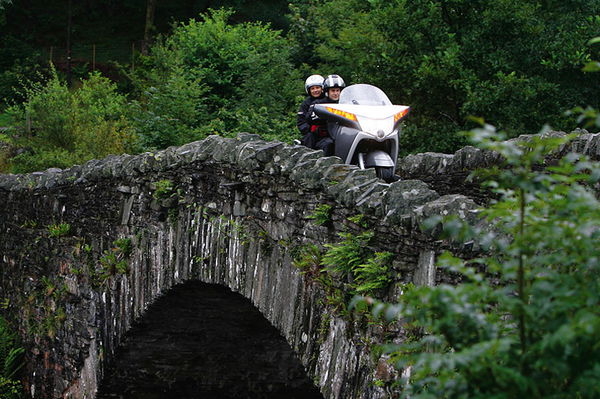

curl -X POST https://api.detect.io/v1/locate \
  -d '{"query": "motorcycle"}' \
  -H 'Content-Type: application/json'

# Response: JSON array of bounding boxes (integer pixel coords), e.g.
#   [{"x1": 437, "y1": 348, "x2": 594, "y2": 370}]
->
[{"x1": 312, "y1": 84, "x2": 410, "y2": 182}]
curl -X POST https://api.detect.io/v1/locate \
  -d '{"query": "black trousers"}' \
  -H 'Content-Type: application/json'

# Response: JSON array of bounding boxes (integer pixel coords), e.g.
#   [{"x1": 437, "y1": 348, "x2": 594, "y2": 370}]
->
[{"x1": 301, "y1": 133, "x2": 334, "y2": 157}]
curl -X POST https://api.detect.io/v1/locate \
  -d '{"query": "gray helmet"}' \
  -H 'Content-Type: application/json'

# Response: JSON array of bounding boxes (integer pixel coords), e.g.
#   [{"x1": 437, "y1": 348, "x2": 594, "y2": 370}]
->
[
  {"x1": 323, "y1": 74, "x2": 345, "y2": 92},
  {"x1": 304, "y1": 74, "x2": 324, "y2": 94}
]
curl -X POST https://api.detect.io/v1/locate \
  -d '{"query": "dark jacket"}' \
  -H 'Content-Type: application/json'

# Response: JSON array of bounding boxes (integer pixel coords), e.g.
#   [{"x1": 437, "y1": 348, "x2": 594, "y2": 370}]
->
[
  {"x1": 315, "y1": 95, "x2": 339, "y2": 105},
  {"x1": 300, "y1": 96, "x2": 337, "y2": 155},
  {"x1": 297, "y1": 95, "x2": 324, "y2": 136},
  {"x1": 307, "y1": 96, "x2": 339, "y2": 134}
]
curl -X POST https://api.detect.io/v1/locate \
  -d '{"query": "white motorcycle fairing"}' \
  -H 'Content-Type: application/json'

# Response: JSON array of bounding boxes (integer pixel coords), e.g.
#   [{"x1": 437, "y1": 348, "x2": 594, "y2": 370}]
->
[
  {"x1": 312, "y1": 84, "x2": 410, "y2": 182},
  {"x1": 320, "y1": 103, "x2": 410, "y2": 138}
]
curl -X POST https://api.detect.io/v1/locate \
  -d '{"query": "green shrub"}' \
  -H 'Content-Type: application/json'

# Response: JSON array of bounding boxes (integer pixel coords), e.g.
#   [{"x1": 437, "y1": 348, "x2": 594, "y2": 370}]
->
[
  {"x1": 129, "y1": 8, "x2": 299, "y2": 150},
  {"x1": 47, "y1": 222, "x2": 70, "y2": 238},
  {"x1": 356, "y1": 127, "x2": 600, "y2": 398},
  {"x1": 152, "y1": 179, "x2": 176, "y2": 200},
  {"x1": 128, "y1": 63, "x2": 208, "y2": 150},
  {"x1": 5, "y1": 67, "x2": 136, "y2": 173},
  {"x1": 99, "y1": 237, "x2": 133, "y2": 278},
  {"x1": 289, "y1": 0, "x2": 600, "y2": 154}
]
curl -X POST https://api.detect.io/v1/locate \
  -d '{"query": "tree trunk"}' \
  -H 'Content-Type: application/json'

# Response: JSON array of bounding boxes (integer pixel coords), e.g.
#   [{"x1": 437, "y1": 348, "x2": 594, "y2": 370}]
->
[{"x1": 142, "y1": 0, "x2": 157, "y2": 55}]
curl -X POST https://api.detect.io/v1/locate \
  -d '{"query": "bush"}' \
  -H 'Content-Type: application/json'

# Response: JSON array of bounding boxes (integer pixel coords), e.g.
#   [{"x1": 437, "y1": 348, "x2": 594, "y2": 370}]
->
[
  {"x1": 0, "y1": 316, "x2": 23, "y2": 399},
  {"x1": 5, "y1": 68, "x2": 135, "y2": 173},
  {"x1": 129, "y1": 8, "x2": 300, "y2": 150},
  {"x1": 127, "y1": 61, "x2": 209, "y2": 150}
]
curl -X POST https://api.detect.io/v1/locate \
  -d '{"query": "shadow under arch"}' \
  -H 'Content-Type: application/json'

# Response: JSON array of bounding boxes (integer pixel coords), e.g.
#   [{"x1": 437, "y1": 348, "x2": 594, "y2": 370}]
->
[{"x1": 96, "y1": 280, "x2": 323, "y2": 399}]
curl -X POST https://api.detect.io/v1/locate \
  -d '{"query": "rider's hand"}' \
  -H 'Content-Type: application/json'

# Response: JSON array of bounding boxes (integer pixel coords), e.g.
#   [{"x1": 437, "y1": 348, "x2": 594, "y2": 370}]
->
[{"x1": 307, "y1": 105, "x2": 319, "y2": 121}]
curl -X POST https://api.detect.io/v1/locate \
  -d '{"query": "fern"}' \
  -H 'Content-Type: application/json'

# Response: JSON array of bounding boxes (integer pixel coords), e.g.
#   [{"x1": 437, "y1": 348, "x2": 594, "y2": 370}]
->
[
  {"x1": 293, "y1": 244, "x2": 322, "y2": 273},
  {"x1": 3, "y1": 348, "x2": 24, "y2": 380},
  {"x1": 321, "y1": 231, "x2": 374, "y2": 275},
  {"x1": 353, "y1": 252, "x2": 393, "y2": 295},
  {"x1": 308, "y1": 204, "x2": 333, "y2": 226},
  {"x1": 0, "y1": 316, "x2": 23, "y2": 398}
]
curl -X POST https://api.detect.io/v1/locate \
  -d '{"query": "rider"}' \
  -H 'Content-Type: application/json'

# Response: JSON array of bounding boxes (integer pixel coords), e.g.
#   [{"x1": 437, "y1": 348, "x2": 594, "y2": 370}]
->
[
  {"x1": 297, "y1": 74, "x2": 325, "y2": 149},
  {"x1": 322, "y1": 74, "x2": 345, "y2": 103},
  {"x1": 307, "y1": 74, "x2": 346, "y2": 156}
]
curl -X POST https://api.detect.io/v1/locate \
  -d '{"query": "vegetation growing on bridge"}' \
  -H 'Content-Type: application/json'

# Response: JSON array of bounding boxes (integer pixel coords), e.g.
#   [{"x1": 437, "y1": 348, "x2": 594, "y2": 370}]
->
[
  {"x1": 99, "y1": 238, "x2": 133, "y2": 278},
  {"x1": 46, "y1": 222, "x2": 71, "y2": 238},
  {"x1": 294, "y1": 228, "x2": 395, "y2": 314},
  {"x1": 152, "y1": 179, "x2": 176, "y2": 200},
  {"x1": 307, "y1": 204, "x2": 333, "y2": 226}
]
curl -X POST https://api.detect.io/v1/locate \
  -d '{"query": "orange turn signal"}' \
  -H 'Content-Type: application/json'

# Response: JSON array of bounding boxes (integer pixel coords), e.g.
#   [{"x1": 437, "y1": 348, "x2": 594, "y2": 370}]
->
[
  {"x1": 326, "y1": 107, "x2": 357, "y2": 121},
  {"x1": 394, "y1": 108, "x2": 410, "y2": 123}
]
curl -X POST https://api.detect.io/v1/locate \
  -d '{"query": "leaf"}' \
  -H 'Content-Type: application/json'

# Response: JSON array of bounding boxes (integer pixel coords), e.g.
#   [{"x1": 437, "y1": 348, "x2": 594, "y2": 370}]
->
[
  {"x1": 583, "y1": 61, "x2": 600, "y2": 72},
  {"x1": 587, "y1": 37, "x2": 600, "y2": 45}
]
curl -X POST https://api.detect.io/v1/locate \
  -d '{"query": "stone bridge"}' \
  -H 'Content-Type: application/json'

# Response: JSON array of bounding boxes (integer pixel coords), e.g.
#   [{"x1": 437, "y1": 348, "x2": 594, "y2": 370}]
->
[{"x1": 1, "y1": 131, "x2": 598, "y2": 398}]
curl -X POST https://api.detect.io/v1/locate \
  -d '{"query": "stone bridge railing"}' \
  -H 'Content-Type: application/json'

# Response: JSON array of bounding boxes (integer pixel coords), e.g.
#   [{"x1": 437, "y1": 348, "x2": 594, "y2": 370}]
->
[
  {"x1": 0, "y1": 130, "x2": 596, "y2": 399},
  {"x1": 397, "y1": 128, "x2": 600, "y2": 203}
]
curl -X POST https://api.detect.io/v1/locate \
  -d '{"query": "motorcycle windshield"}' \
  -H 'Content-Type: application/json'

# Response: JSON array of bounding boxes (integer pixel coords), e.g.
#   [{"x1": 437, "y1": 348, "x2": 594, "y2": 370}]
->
[{"x1": 339, "y1": 84, "x2": 392, "y2": 106}]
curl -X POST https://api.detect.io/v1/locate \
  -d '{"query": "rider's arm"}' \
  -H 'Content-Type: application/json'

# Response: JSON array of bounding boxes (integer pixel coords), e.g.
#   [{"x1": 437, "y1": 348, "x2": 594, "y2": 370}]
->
[{"x1": 297, "y1": 99, "x2": 312, "y2": 136}]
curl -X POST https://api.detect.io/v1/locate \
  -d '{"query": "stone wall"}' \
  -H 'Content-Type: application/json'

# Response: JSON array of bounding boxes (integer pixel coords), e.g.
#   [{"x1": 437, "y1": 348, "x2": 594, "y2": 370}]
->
[
  {"x1": 396, "y1": 129, "x2": 600, "y2": 203},
  {"x1": 2, "y1": 130, "x2": 595, "y2": 399}
]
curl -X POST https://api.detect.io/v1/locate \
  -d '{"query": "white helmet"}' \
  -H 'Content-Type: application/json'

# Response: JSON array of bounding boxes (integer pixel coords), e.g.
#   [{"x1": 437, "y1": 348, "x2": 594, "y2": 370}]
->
[
  {"x1": 323, "y1": 74, "x2": 345, "y2": 92},
  {"x1": 304, "y1": 74, "x2": 324, "y2": 94}
]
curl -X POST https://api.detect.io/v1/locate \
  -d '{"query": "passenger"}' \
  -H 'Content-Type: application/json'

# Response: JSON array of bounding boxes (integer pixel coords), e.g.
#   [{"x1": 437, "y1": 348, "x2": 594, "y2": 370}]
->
[
  {"x1": 307, "y1": 74, "x2": 346, "y2": 156},
  {"x1": 297, "y1": 74, "x2": 325, "y2": 149}
]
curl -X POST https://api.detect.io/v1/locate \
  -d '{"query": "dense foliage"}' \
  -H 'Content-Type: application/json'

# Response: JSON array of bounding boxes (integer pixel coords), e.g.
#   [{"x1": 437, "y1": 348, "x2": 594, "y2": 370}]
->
[
  {"x1": 0, "y1": 0, "x2": 290, "y2": 109},
  {"x1": 4, "y1": 69, "x2": 134, "y2": 173},
  {"x1": 354, "y1": 128, "x2": 600, "y2": 397},
  {"x1": 1, "y1": 8, "x2": 301, "y2": 172},
  {"x1": 1, "y1": 1, "x2": 600, "y2": 172},
  {"x1": 288, "y1": 0, "x2": 600, "y2": 153},
  {"x1": 128, "y1": 8, "x2": 300, "y2": 149}
]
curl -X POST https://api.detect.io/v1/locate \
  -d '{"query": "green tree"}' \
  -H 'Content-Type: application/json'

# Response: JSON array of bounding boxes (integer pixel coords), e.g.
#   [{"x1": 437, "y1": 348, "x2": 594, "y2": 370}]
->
[
  {"x1": 0, "y1": 0, "x2": 44, "y2": 111},
  {"x1": 127, "y1": 62, "x2": 208, "y2": 150},
  {"x1": 355, "y1": 127, "x2": 600, "y2": 397},
  {"x1": 288, "y1": 0, "x2": 600, "y2": 154},
  {"x1": 4, "y1": 68, "x2": 135, "y2": 173},
  {"x1": 129, "y1": 8, "x2": 300, "y2": 150}
]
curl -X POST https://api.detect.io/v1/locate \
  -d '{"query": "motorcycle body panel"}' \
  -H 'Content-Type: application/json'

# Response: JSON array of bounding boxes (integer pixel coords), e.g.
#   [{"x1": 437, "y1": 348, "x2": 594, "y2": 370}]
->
[{"x1": 364, "y1": 150, "x2": 395, "y2": 167}]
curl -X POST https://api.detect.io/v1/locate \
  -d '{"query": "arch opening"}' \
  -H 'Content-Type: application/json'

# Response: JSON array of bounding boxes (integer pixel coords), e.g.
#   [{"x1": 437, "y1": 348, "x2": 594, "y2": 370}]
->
[{"x1": 96, "y1": 281, "x2": 323, "y2": 399}]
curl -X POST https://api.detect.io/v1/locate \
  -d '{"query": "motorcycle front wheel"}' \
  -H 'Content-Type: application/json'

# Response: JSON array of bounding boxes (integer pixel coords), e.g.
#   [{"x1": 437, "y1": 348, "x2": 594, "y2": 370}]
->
[{"x1": 375, "y1": 166, "x2": 395, "y2": 182}]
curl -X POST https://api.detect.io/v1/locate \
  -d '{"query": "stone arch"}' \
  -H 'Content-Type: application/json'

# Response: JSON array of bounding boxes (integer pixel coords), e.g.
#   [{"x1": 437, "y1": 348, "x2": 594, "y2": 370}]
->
[{"x1": 96, "y1": 280, "x2": 323, "y2": 399}]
